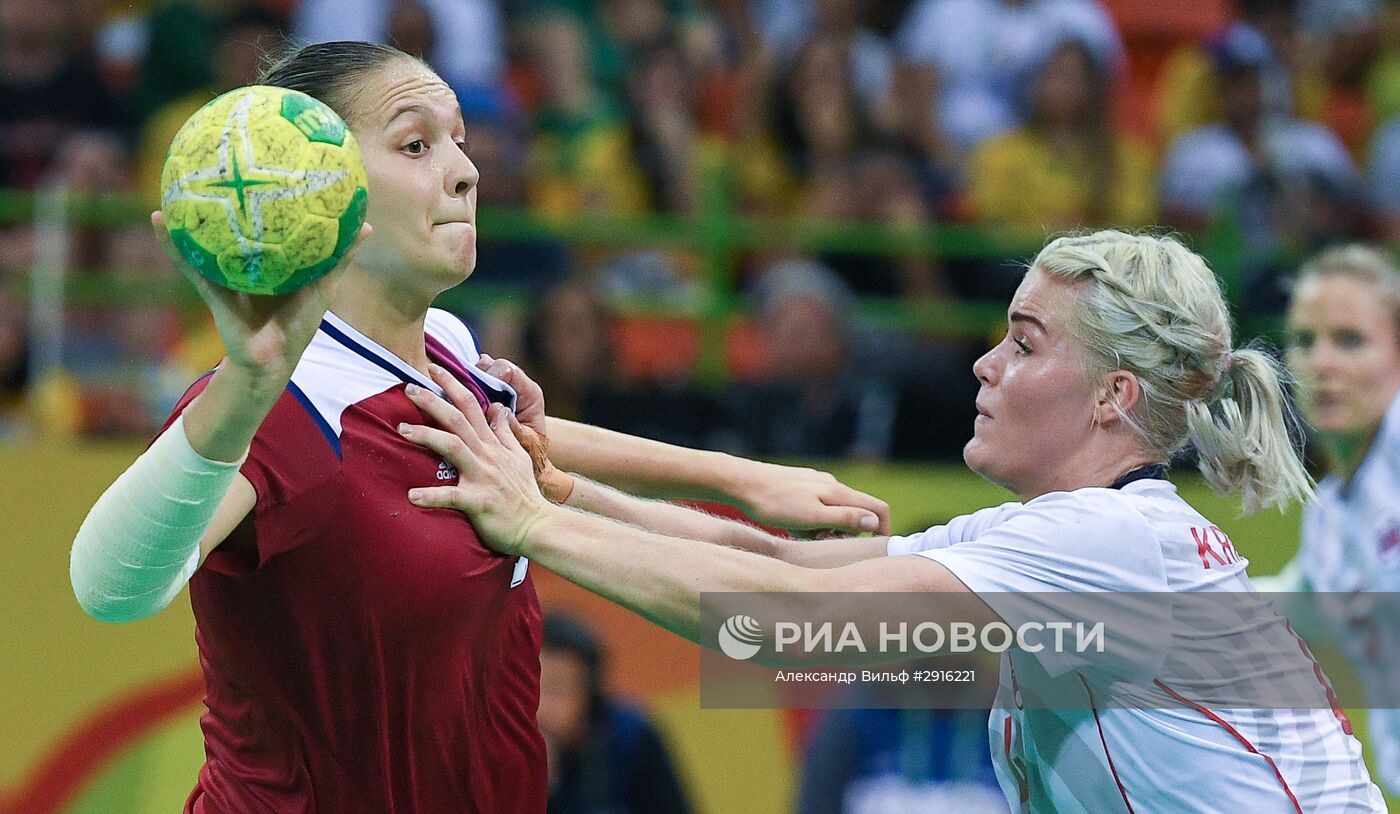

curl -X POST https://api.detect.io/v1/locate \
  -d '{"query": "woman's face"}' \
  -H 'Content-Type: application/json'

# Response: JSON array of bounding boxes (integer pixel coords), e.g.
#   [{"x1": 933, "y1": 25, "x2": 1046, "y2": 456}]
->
[
  {"x1": 1034, "y1": 44, "x2": 1095, "y2": 125},
  {"x1": 536, "y1": 648, "x2": 590, "y2": 750},
  {"x1": 348, "y1": 60, "x2": 480, "y2": 293},
  {"x1": 965, "y1": 269, "x2": 1100, "y2": 493},
  {"x1": 1287, "y1": 274, "x2": 1400, "y2": 439}
]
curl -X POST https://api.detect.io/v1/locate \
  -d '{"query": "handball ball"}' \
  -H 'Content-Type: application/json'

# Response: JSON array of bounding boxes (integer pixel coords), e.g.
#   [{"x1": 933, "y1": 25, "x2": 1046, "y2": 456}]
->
[{"x1": 160, "y1": 86, "x2": 369, "y2": 295}]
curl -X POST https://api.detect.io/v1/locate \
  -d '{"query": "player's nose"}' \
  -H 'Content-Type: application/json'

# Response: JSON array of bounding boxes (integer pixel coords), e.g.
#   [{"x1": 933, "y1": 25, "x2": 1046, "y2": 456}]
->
[
  {"x1": 973, "y1": 346, "x2": 999, "y2": 386},
  {"x1": 444, "y1": 148, "x2": 479, "y2": 199}
]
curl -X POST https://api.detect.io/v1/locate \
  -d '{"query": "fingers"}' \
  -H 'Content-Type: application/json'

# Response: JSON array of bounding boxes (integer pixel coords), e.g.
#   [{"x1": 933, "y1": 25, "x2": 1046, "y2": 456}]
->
[
  {"x1": 825, "y1": 486, "x2": 892, "y2": 534},
  {"x1": 421, "y1": 366, "x2": 494, "y2": 438},
  {"x1": 810, "y1": 505, "x2": 881, "y2": 534},
  {"x1": 491, "y1": 405, "x2": 528, "y2": 456},
  {"x1": 406, "y1": 485, "x2": 461, "y2": 509},
  {"x1": 404, "y1": 381, "x2": 476, "y2": 443},
  {"x1": 151, "y1": 210, "x2": 205, "y2": 288},
  {"x1": 477, "y1": 355, "x2": 535, "y2": 395},
  {"x1": 397, "y1": 421, "x2": 474, "y2": 468},
  {"x1": 426, "y1": 363, "x2": 481, "y2": 416}
]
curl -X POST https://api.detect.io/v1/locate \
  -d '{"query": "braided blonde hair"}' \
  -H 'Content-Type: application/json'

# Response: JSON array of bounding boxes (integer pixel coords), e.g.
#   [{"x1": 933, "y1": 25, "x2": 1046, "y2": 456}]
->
[{"x1": 1032, "y1": 230, "x2": 1313, "y2": 513}]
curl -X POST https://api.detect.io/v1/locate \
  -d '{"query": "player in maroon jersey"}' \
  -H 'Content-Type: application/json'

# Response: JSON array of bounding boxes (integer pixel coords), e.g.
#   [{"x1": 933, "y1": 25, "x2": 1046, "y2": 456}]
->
[{"x1": 69, "y1": 41, "x2": 888, "y2": 814}]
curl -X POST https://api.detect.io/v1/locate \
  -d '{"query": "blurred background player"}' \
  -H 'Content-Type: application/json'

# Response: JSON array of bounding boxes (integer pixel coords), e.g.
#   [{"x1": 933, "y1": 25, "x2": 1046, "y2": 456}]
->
[{"x1": 1258, "y1": 244, "x2": 1400, "y2": 794}]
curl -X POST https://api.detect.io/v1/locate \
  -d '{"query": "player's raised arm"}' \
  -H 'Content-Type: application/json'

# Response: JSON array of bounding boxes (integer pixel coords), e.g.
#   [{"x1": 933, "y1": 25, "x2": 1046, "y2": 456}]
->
[
  {"x1": 68, "y1": 212, "x2": 370, "y2": 622},
  {"x1": 473, "y1": 354, "x2": 891, "y2": 536}
]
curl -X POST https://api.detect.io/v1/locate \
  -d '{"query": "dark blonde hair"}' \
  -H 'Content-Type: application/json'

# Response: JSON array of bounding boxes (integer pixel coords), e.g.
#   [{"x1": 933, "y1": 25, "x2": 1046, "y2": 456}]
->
[{"x1": 259, "y1": 41, "x2": 429, "y2": 125}]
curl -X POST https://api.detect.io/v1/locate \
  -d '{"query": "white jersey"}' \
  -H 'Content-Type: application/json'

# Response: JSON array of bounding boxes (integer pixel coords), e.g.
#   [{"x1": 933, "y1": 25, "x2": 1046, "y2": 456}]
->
[
  {"x1": 888, "y1": 479, "x2": 1385, "y2": 813},
  {"x1": 1297, "y1": 390, "x2": 1400, "y2": 794}
]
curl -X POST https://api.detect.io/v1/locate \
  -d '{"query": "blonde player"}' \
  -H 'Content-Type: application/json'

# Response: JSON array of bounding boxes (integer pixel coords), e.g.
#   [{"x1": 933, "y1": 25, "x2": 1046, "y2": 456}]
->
[
  {"x1": 403, "y1": 230, "x2": 1387, "y2": 812},
  {"x1": 1260, "y1": 245, "x2": 1400, "y2": 794}
]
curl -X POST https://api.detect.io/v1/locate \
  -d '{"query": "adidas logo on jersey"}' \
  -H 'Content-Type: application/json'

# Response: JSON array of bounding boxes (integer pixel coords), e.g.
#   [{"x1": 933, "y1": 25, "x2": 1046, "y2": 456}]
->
[{"x1": 436, "y1": 461, "x2": 458, "y2": 481}]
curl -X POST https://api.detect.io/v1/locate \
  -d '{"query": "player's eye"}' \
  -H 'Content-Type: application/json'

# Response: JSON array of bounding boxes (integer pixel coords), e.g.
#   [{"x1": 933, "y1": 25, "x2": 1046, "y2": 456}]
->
[
  {"x1": 1334, "y1": 329, "x2": 1364, "y2": 350},
  {"x1": 1012, "y1": 336, "x2": 1031, "y2": 355},
  {"x1": 403, "y1": 140, "x2": 427, "y2": 155},
  {"x1": 454, "y1": 139, "x2": 470, "y2": 155},
  {"x1": 1287, "y1": 330, "x2": 1314, "y2": 351}
]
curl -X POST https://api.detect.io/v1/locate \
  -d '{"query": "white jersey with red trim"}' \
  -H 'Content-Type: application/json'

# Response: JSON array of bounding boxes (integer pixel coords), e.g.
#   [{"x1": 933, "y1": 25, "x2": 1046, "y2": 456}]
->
[
  {"x1": 888, "y1": 479, "x2": 1386, "y2": 813},
  {"x1": 1294, "y1": 390, "x2": 1400, "y2": 795}
]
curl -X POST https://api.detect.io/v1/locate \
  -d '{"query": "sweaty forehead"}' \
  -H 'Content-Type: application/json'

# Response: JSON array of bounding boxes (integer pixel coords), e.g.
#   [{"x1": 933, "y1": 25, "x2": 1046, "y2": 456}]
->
[
  {"x1": 357, "y1": 62, "x2": 458, "y2": 127},
  {"x1": 1011, "y1": 268, "x2": 1081, "y2": 331}
]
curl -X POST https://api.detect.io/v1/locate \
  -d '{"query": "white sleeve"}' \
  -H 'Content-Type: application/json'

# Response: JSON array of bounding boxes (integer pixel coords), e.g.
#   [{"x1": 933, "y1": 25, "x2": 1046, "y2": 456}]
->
[
  {"x1": 886, "y1": 501, "x2": 1019, "y2": 556},
  {"x1": 916, "y1": 492, "x2": 1172, "y2": 683},
  {"x1": 69, "y1": 415, "x2": 245, "y2": 622}
]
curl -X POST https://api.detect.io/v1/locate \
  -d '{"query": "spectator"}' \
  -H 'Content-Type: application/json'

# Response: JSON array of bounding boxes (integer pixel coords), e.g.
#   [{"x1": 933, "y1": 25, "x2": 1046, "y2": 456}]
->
[
  {"x1": 538, "y1": 614, "x2": 694, "y2": 814},
  {"x1": 751, "y1": 0, "x2": 895, "y2": 114},
  {"x1": 871, "y1": 61, "x2": 961, "y2": 211},
  {"x1": 1370, "y1": 116, "x2": 1400, "y2": 241},
  {"x1": 0, "y1": 288, "x2": 31, "y2": 437},
  {"x1": 968, "y1": 37, "x2": 1156, "y2": 232},
  {"x1": 1156, "y1": 0, "x2": 1326, "y2": 148},
  {"x1": 133, "y1": 5, "x2": 285, "y2": 207},
  {"x1": 626, "y1": 38, "x2": 704, "y2": 213},
  {"x1": 805, "y1": 145, "x2": 952, "y2": 299},
  {"x1": 894, "y1": 0, "x2": 1122, "y2": 151},
  {"x1": 523, "y1": 280, "x2": 614, "y2": 422},
  {"x1": 796, "y1": 705, "x2": 1007, "y2": 814},
  {"x1": 128, "y1": 0, "x2": 221, "y2": 124},
  {"x1": 774, "y1": 34, "x2": 873, "y2": 180},
  {"x1": 1312, "y1": 3, "x2": 1385, "y2": 160},
  {"x1": 1160, "y1": 22, "x2": 1363, "y2": 295},
  {"x1": 1367, "y1": 2, "x2": 1400, "y2": 123},
  {"x1": 523, "y1": 13, "x2": 649, "y2": 215},
  {"x1": 292, "y1": 0, "x2": 505, "y2": 96},
  {"x1": 727, "y1": 259, "x2": 898, "y2": 458},
  {"x1": 0, "y1": 0, "x2": 126, "y2": 188}
]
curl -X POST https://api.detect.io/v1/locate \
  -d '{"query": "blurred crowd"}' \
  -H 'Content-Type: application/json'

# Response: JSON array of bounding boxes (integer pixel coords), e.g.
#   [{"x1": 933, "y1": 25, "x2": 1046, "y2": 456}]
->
[{"x1": 1, "y1": 0, "x2": 1398, "y2": 459}]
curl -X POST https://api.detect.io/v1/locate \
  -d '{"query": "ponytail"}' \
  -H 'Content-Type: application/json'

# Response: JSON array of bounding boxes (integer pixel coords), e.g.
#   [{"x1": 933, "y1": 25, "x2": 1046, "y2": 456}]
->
[{"x1": 1184, "y1": 346, "x2": 1314, "y2": 514}]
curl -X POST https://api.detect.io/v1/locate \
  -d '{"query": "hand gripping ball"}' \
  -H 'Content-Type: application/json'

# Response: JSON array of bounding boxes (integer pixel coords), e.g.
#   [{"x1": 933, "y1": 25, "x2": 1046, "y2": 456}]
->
[{"x1": 160, "y1": 85, "x2": 369, "y2": 295}]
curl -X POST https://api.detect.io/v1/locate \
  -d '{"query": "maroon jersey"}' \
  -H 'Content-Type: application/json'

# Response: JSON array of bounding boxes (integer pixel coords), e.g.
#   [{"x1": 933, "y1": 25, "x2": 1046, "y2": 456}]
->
[{"x1": 164, "y1": 310, "x2": 545, "y2": 814}]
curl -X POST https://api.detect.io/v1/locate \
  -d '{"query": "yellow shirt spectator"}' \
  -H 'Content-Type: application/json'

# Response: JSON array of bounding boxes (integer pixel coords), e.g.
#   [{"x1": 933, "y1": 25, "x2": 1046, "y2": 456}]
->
[{"x1": 969, "y1": 128, "x2": 1157, "y2": 232}]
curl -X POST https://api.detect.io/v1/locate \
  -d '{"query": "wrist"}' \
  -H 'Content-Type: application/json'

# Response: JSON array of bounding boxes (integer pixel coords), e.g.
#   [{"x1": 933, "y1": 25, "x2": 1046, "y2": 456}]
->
[
  {"x1": 541, "y1": 465, "x2": 575, "y2": 504},
  {"x1": 710, "y1": 450, "x2": 756, "y2": 501},
  {"x1": 518, "y1": 502, "x2": 568, "y2": 557},
  {"x1": 224, "y1": 359, "x2": 295, "y2": 392}
]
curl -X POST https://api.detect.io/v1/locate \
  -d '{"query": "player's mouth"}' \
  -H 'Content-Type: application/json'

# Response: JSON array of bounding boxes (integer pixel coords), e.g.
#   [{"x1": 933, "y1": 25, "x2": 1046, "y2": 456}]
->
[
  {"x1": 975, "y1": 400, "x2": 992, "y2": 421},
  {"x1": 1313, "y1": 391, "x2": 1343, "y2": 410}
]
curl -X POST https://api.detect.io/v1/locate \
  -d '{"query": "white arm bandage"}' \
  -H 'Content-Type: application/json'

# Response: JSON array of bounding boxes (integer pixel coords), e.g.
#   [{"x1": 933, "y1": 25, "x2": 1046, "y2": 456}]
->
[{"x1": 70, "y1": 415, "x2": 246, "y2": 622}]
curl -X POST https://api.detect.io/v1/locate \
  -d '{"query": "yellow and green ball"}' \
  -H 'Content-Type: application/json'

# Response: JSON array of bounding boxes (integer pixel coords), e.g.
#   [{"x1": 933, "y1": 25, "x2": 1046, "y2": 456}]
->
[{"x1": 160, "y1": 85, "x2": 368, "y2": 295}]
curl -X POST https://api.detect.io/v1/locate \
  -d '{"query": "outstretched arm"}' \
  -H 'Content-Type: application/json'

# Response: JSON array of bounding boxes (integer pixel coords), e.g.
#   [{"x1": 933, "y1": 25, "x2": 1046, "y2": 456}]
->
[
  {"x1": 476, "y1": 354, "x2": 891, "y2": 535},
  {"x1": 398, "y1": 384, "x2": 993, "y2": 653},
  {"x1": 416, "y1": 366, "x2": 890, "y2": 567}
]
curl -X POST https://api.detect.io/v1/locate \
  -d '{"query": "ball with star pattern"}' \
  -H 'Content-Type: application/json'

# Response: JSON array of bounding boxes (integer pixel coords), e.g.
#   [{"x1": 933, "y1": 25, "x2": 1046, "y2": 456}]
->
[{"x1": 160, "y1": 86, "x2": 369, "y2": 295}]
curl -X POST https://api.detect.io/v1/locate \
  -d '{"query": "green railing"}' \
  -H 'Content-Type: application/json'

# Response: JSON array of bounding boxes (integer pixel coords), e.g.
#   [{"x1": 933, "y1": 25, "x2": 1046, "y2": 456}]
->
[{"x1": 0, "y1": 185, "x2": 1266, "y2": 383}]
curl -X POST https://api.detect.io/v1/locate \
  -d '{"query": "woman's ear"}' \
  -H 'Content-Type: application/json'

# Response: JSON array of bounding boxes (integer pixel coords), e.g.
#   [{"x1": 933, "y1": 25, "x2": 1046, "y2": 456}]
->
[{"x1": 1095, "y1": 370, "x2": 1141, "y2": 428}]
